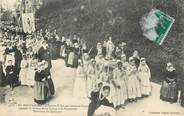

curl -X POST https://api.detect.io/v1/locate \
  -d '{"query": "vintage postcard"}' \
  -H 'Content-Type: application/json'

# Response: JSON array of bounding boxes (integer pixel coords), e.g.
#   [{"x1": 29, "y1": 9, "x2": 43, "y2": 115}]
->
[{"x1": 0, "y1": 0, "x2": 184, "y2": 116}]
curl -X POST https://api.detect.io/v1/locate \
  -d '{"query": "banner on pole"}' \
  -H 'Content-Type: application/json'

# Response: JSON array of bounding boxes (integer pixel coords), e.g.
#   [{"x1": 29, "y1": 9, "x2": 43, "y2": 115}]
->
[
  {"x1": 140, "y1": 9, "x2": 175, "y2": 45},
  {"x1": 22, "y1": 13, "x2": 35, "y2": 33}
]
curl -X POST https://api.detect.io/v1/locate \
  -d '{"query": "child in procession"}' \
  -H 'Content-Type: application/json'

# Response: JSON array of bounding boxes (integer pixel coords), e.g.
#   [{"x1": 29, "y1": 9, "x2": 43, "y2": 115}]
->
[
  {"x1": 138, "y1": 58, "x2": 151, "y2": 97},
  {"x1": 5, "y1": 60, "x2": 15, "y2": 90},
  {"x1": 112, "y1": 61, "x2": 128, "y2": 109}
]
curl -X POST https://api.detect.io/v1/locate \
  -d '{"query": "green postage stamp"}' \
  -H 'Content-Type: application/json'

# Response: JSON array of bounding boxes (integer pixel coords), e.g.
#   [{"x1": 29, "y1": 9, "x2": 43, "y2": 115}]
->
[{"x1": 140, "y1": 9, "x2": 175, "y2": 45}]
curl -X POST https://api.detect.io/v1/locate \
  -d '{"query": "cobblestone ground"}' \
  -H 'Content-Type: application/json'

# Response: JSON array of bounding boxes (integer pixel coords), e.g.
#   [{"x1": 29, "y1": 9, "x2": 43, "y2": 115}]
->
[{"x1": 0, "y1": 59, "x2": 183, "y2": 116}]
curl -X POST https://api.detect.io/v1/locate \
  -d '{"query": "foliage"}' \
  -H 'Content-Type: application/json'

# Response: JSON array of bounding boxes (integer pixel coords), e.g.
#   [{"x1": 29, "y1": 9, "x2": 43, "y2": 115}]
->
[{"x1": 35, "y1": 0, "x2": 184, "y2": 83}]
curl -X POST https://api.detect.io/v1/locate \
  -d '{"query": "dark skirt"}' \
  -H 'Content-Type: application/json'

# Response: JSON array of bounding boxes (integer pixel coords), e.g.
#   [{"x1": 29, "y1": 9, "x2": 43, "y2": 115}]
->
[
  {"x1": 34, "y1": 81, "x2": 46, "y2": 104},
  {"x1": 44, "y1": 80, "x2": 51, "y2": 99},
  {"x1": 160, "y1": 81, "x2": 178, "y2": 103},
  {"x1": 180, "y1": 89, "x2": 184, "y2": 107},
  {"x1": 0, "y1": 72, "x2": 5, "y2": 86},
  {"x1": 46, "y1": 60, "x2": 52, "y2": 70},
  {"x1": 6, "y1": 74, "x2": 17, "y2": 85},
  {"x1": 73, "y1": 54, "x2": 79, "y2": 68},
  {"x1": 47, "y1": 78, "x2": 55, "y2": 95},
  {"x1": 65, "y1": 53, "x2": 69, "y2": 66},
  {"x1": 34, "y1": 80, "x2": 51, "y2": 104},
  {"x1": 56, "y1": 45, "x2": 61, "y2": 58},
  {"x1": 49, "y1": 44, "x2": 57, "y2": 60}
]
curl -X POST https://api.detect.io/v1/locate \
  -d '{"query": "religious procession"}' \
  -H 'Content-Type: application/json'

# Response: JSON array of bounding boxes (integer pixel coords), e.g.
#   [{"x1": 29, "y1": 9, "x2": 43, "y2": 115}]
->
[
  {"x1": 0, "y1": 26, "x2": 184, "y2": 114},
  {"x1": 0, "y1": 0, "x2": 184, "y2": 116}
]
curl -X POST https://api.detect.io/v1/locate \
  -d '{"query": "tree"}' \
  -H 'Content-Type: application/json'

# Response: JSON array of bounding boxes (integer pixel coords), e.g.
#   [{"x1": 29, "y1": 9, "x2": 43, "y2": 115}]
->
[{"x1": 36, "y1": 0, "x2": 184, "y2": 82}]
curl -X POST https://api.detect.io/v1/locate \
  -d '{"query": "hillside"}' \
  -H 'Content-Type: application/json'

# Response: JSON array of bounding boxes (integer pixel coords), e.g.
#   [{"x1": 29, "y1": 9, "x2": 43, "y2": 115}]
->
[{"x1": 35, "y1": 0, "x2": 184, "y2": 85}]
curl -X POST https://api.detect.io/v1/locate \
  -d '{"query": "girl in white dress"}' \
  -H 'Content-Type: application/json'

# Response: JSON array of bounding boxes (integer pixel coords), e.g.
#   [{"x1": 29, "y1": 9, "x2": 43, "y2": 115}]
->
[
  {"x1": 112, "y1": 61, "x2": 128, "y2": 108},
  {"x1": 82, "y1": 53, "x2": 90, "y2": 73},
  {"x1": 138, "y1": 58, "x2": 151, "y2": 96},
  {"x1": 67, "y1": 42, "x2": 74, "y2": 67},
  {"x1": 26, "y1": 48, "x2": 36, "y2": 86},
  {"x1": 127, "y1": 57, "x2": 141, "y2": 102},
  {"x1": 19, "y1": 55, "x2": 28, "y2": 85},
  {"x1": 60, "y1": 36, "x2": 66, "y2": 58},
  {"x1": 87, "y1": 59, "x2": 97, "y2": 97},
  {"x1": 73, "y1": 60, "x2": 87, "y2": 98}
]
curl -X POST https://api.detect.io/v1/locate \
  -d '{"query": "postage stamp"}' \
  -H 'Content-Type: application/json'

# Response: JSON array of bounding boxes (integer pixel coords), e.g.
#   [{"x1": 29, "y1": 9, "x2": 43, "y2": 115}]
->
[{"x1": 141, "y1": 9, "x2": 175, "y2": 45}]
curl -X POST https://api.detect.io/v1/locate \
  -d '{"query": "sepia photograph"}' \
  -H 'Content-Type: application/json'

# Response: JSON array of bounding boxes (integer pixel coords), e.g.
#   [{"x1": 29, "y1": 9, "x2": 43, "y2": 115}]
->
[{"x1": 0, "y1": 0, "x2": 184, "y2": 116}]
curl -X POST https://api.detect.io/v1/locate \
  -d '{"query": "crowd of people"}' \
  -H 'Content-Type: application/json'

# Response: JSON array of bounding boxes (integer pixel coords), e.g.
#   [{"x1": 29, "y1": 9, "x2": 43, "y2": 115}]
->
[
  {"x1": 0, "y1": 27, "x2": 55, "y2": 104},
  {"x1": 0, "y1": 26, "x2": 184, "y2": 115}
]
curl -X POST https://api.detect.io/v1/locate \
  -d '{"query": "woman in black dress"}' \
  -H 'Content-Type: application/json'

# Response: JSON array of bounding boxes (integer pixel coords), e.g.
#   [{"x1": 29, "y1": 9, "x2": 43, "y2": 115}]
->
[
  {"x1": 160, "y1": 62, "x2": 178, "y2": 103},
  {"x1": 59, "y1": 36, "x2": 66, "y2": 59},
  {"x1": 43, "y1": 61, "x2": 55, "y2": 96},
  {"x1": 64, "y1": 40, "x2": 72, "y2": 67},
  {"x1": 34, "y1": 62, "x2": 50, "y2": 104},
  {"x1": 73, "y1": 43, "x2": 80, "y2": 68}
]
